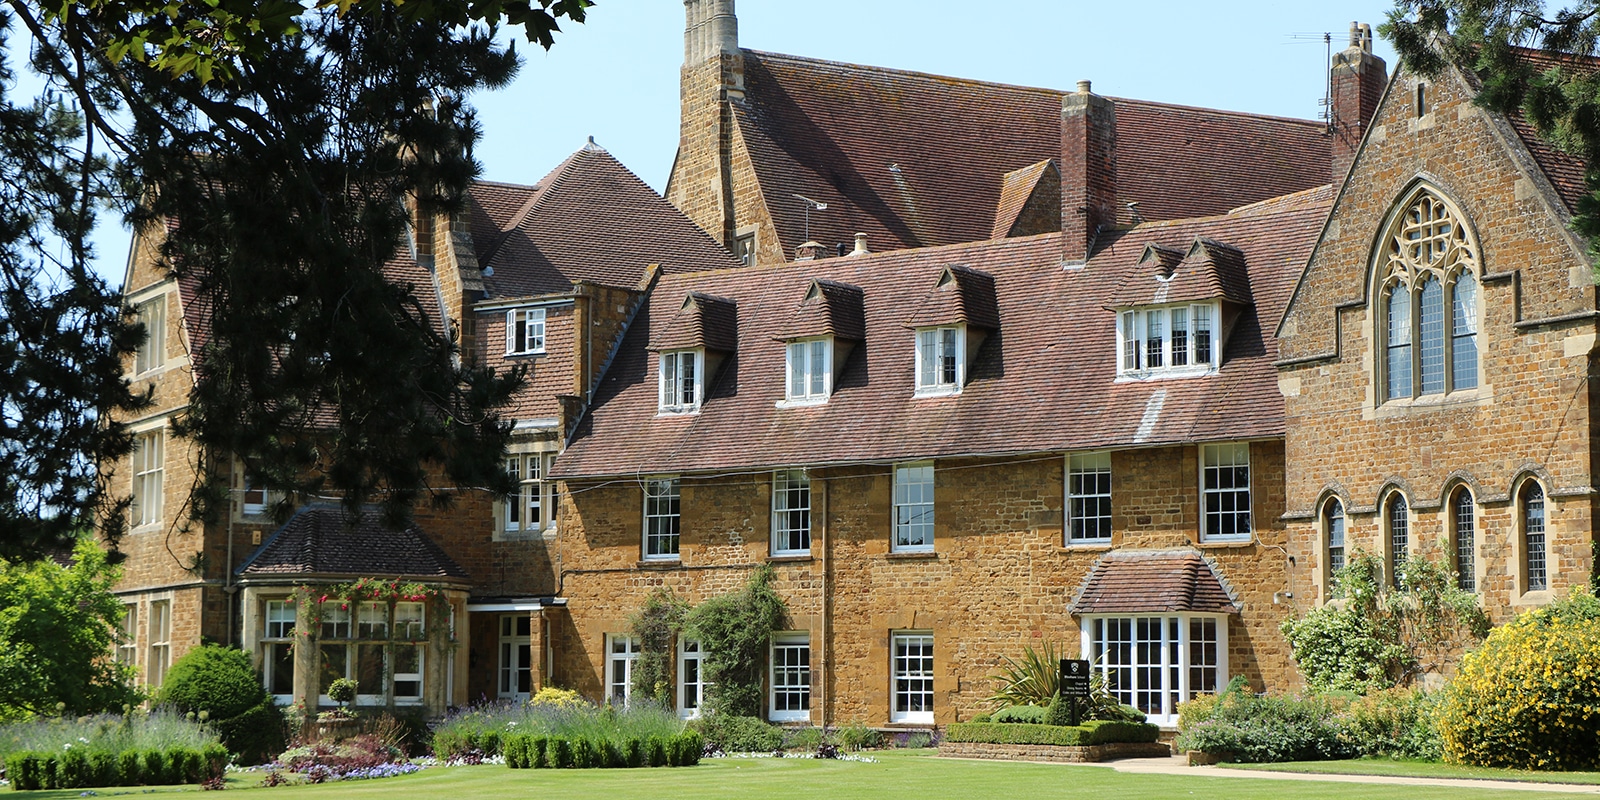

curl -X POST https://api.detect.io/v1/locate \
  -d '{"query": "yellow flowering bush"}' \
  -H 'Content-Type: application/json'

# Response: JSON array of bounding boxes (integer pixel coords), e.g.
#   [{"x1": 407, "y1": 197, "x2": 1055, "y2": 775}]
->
[
  {"x1": 527, "y1": 687, "x2": 585, "y2": 711},
  {"x1": 1438, "y1": 589, "x2": 1600, "y2": 770}
]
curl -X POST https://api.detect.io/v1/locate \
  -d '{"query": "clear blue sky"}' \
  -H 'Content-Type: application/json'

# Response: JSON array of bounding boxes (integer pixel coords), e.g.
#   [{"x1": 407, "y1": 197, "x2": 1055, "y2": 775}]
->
[{"x1": 93, "y1": 0, "x2": 1402, "y2": 286}]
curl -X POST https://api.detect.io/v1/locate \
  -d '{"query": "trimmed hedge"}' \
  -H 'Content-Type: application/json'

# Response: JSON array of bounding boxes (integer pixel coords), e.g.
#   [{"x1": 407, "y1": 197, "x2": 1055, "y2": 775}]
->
[
  {"x1": 4, "y1": 743, "x2": 228, "y2": 790},
  {"x1": 503, "y1": 731, "x2": 702, "y2": 769},
  {"x1": 944, "y1": 720, "x2": 1160, "y2": 747},
  {"x1": 991, "y1": 705, "x2": 1050, "y2": 724}
]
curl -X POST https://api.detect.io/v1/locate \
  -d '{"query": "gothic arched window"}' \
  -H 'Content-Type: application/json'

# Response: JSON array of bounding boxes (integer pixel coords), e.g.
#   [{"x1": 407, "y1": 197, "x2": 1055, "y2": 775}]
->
[{"x1": 1378, "y1": 189, "x2": 1480, "y2": 402}]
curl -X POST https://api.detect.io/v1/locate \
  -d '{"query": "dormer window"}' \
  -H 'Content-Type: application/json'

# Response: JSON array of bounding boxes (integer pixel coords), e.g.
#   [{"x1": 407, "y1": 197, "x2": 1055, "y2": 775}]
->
[
  {"x1": 659, "y1": 349, "x2": 704, "y2": 414},
  {"x1": 786, "y1": 337, "x2": 832, "y2": 403},
  {"x1": 506, "y1": 308, "x2": 546, "y2": 355},
  {"x1": 915, "y1": 325, "x2": 964, "y2": 396},
  {"x1": 1117, "y1": 302, "x2": 1218, "y2": 378}
]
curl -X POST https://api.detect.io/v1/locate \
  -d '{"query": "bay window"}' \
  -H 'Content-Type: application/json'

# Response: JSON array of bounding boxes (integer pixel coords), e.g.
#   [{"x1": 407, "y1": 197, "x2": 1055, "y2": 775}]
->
[{"x1": 1083, "y1": 614, "x2": 1226, "y2": 727}]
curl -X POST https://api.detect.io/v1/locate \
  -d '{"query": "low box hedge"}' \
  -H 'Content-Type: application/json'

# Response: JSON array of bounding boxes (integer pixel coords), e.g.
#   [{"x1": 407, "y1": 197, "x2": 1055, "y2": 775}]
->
[
  {"x1": 4, "y1": 743, "x2": 229, "y2": 790},
  {"x1": 944, "y1": 720, "x2": 1159, "y2": 747},
  {"x1": 503, "y1": 731, "x2": 702, "y2": 769}
]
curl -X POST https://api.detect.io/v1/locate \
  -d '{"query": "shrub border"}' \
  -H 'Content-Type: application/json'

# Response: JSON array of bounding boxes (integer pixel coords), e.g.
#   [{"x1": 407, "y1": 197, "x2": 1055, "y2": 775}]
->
[
  {"x1": 502, "y1": 731, "x2": 702, "y2": 769},
  {"x1": 4, "y1": 743, "x2": 228, "y2": 790}
]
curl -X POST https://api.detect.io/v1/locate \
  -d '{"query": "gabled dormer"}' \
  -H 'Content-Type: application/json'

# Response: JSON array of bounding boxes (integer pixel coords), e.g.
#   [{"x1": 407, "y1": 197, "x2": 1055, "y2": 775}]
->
[
  {"x1": 648, "y1": 292, "x2": 738, "y2": 414},
  {"x1": 772, "y1": 279, "x2": 865, "y2": 406},
  {"x1": 1110, "y1": 238, "x2": 1252, "y2": 380},
  {"x1": 904, "y1": 265, "x2": 999, "y2": 397}
]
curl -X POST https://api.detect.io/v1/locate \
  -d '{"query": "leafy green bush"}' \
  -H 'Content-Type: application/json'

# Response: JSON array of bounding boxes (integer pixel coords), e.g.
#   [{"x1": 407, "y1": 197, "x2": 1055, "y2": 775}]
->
[
  {"x1": 1341, "y1": 687, "x2": 1440, "y2": 760},
  {"x1": 831, "y1": 722, "x2": 883, "y2": 751},
  {"x1": 1175, "y1": 682, "x2": 1353, "y2": 763},
  {"x1": 504, "y1": 731, "x2": 700, "y2": 769},
  {"x1": 991, "y1": 705, "x2": 1050, "y2": 724},
  {"x1": 326, "y1": 678, "x2": 358, "y2": 708},
  {"x1": 0, "y1": 743, "x2": 227, "y2": 790},
  {"x1": 689, "y1": 713, "x2": 782, "y2": 752},
  {"x1": 943, "y1": 720, "x2": 1159, "y2": 747},
  {"x1": 1438, "y1": 589, "x2": 1600, "y2": 770},
  {"x1": 1282, "y1": 552, "x2": 1487, "y2": 692},
  {"x1": 210, "y1": 699, "x2": 284, "y2": 765},
  {"x1": 782, "y1": 726, "x2": 825, "y2": 751}
]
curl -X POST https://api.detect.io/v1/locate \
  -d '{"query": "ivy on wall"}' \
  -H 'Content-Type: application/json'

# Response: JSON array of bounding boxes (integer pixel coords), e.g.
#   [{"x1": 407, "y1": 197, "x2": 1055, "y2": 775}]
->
[
  {"x1": 629, "y1": 588, "x2": 689, "y2": 706},
  {"x1": 684, "y1": 566, "x2": 788, "y2": 717}
]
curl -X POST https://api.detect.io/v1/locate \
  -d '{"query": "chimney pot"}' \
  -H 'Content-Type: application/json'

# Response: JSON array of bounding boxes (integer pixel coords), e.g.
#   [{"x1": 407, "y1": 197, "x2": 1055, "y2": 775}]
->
[
  {"x1": 850, "y1": 232, "x2": 870, "y2": 256},
  {"x1": 1077, "y1": 80, "x2": 1092, "y2": 94}
]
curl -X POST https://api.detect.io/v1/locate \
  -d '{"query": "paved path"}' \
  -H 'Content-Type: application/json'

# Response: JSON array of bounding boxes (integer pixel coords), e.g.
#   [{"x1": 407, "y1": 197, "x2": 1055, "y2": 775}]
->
[{"x1": 1084, "y1": 755, "x2": 1600, "y2": 794}]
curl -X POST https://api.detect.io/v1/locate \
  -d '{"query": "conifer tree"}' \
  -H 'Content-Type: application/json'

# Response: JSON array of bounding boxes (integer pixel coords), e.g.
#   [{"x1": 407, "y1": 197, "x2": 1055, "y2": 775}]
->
[{"x1": 0, "y1": 1, "x2": 589, "y2": 559}]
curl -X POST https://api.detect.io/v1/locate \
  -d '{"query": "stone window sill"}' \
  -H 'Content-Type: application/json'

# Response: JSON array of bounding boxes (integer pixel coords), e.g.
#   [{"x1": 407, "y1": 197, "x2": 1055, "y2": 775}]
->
[
  {"x1": 635, "y1": 559, "x2": 682, "y2": 569},
  {"x1": 767, "y1": 554, "x2": 813, "y2": 564},
  {"x1": 886, "y1": 550, "x2": 938, "y2": 560}
]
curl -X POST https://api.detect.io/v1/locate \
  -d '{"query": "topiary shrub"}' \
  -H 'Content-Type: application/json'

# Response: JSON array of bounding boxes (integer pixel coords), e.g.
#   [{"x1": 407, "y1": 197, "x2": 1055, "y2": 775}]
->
[
  {"x1": 116, "y1": 749, "x2": 142, "y2": 785},
  {"x1": 142, "y1": 749, "x2": 167, "y2": 784},
  {"x1": 1438, "y1": 589, "x2": 1600, "y2": 770},
  {"x1": 156, "y1": 645, "x2": 264, "y2": 721},
  {"x1": 156, "y1": 644, "x2": 283, "y2": 763}
]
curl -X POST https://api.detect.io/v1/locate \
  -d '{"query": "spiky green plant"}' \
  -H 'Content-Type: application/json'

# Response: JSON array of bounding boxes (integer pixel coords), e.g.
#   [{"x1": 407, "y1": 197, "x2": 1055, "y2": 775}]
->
[{"x1": 985, "y1": 641, "x2": 1063, "y2": 709}]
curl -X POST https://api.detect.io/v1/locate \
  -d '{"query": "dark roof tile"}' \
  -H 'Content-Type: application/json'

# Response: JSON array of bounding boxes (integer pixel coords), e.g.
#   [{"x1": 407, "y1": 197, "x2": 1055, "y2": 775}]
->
[{"x1": 236, "y1": 505, "x2": 468, "y2": 581}]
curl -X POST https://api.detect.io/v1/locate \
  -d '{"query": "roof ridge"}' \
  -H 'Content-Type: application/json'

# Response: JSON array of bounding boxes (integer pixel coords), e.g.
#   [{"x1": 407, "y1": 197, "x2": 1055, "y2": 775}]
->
[
  {"x1": 657, "y1": 232, "x2": 1061, "y2": 285},
  {"x1": 1227, "y1": 183, "x2": 1336, "y2": 215},
  {"x1": 743, "y1": 48, "x2": 1066, "y2": 98},
  {"x1": 1113, "y1": 95, "x2": 1327, "y2": 128}
]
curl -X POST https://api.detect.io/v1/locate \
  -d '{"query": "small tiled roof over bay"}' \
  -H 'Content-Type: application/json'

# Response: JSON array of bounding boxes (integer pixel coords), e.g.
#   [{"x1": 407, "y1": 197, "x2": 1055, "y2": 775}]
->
[
  {"x1": 733, "y1": 50, "x2": 1333, "y2": 257},
  {"x1": 554, "y1": 184, "x2": 1334, "y2": 479},
  {"x1": 467, "y1": 143, "x2": 740, "y2": 297},
  {"x1": 236, "y1": 505, "x2": 468, "y2": 582},
  {"x1": 1069, "y1": 550, "x2": 1239, "y2": 615}
]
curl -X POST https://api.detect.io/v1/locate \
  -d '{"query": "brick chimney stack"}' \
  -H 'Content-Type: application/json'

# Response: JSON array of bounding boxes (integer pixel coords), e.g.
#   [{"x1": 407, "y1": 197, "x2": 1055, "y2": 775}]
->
[
  {"x1": 667, "y1": 1, "x2": 745, "y2": 251},
  {"x1": 1330, "y1": 22, "x2": 1387, "y2": 183},
  {"x1": 1061, "y1": 80, "x2": 1118, "y2": 266}
]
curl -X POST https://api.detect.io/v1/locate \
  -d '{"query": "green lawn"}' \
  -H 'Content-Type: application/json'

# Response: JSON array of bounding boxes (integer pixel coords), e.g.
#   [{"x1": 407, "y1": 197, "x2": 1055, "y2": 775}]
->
[
  {"x1": 17, "y1": 751, "x2": 1588, "y2": 800},
  {"x1": 1223, "y1": 757, "x2": 1600, "y2": 785}
]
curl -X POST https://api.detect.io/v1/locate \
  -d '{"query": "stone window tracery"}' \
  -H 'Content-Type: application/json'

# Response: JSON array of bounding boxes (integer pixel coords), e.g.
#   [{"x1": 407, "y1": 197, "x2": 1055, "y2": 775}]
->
[{"x1": 1378, "y1": 189, "x2": 1480, "y2": 402}]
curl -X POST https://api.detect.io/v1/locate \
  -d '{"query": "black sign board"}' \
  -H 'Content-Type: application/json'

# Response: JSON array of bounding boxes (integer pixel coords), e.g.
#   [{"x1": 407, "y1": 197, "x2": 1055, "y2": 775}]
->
[{"x1": 1059, "y1": 658, "x2": 1091, "y2": 698}]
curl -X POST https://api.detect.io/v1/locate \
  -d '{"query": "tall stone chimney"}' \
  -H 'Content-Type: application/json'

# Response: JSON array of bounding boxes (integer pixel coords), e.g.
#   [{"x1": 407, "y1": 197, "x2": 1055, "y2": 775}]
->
[
  {"x1": 1330, "y1": 22, "x2": 1387, "y2": 183},
  {"x1": 667, "y1": 1, "x2": 745, "y2": 250},
  {"x1": 1061, "y1": 80, "x2": 1117, "y2": 266}
]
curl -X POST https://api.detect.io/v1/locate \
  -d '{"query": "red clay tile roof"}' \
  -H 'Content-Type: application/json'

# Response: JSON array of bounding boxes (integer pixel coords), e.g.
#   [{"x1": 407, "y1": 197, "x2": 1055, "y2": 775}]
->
[
  {"x1": 774, "y1": 279, "x2": 867, "y2": 342},
  {"x1": 473, "y1": 144, "x2": 741, "y2": 298},
  {"x1": 649, "y1": 292, "x2": 739, "y2": 352},
  {"x1": 992, "y1": 160, "x2": 1060, "y2": 239},
  {"x1": 554, "y1": 185, "x2": 1333, "y2": 478},
  {"x1": 734, "y1": 50, "x2": 1333, "y2": 258},
  {"x1": 1069, "y1": 549, "x2": 1239, "y2": 615},
  {"x1": 236, "y1": 505, "x2": 468, "y2": 581},
  {"x1": 904, "y1": 265, "x2": 1001, "y2": 330},
  {"x1": 1111, "y1": 238, "x2": 1253, "y2": 308}
]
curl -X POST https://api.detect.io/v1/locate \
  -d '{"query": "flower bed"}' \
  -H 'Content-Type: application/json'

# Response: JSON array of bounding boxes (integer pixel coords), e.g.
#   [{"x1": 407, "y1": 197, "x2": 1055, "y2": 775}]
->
[{"x1": 432, "y1": 691, "x2": 687, "y2": 767}]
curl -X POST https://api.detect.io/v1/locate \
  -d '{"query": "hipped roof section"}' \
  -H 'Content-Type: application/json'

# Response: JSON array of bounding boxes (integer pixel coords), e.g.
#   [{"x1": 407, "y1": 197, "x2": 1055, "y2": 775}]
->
[
  {"x1": 236, "y1": 505, "x2": 468, "y2": 582},
  {"x1": 1109, "y1": 237, "x2": 1254, "y2": 308},
  {"x1": 554, "y1": 184, "x2": 1334, "y2": 479},
  {"x1": 733, "y1": 50, "x2": 1333, "y2": 258},
  {"x1": 773, "y1": 279, "x2": 867, "y2": 342},
  {"x1": 904, "y1": 265, "x2": 1001, "y2": 330},
  {"x1": 1069, "y1": 550, "x2": 1240, "y2": 615},
  {"x1": 649, "y1": 292, "x2": 739, "y2": 352},
  {"x1": 466, "y1": 144, "x2": 740, "y2": 298}
]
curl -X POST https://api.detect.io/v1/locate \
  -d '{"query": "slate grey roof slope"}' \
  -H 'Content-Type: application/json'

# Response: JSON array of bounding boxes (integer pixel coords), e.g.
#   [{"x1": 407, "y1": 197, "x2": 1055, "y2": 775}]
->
[{"x1": 236, "y1": 504, "x2": 468, "y2": 582}]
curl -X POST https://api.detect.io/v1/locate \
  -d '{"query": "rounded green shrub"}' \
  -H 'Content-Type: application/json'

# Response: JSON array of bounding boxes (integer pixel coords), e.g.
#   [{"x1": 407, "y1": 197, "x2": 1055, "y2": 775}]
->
[
  {"x1": 1439, "y1": 589, "x2": 1600, "y2": 770},
  {"x1": 690, "y1": 713, "x2": 782, "y2": 752},
  {"x1": 157, "y1": 645, "x2": 266, "y2": 720},
  {"x1": 142, "y1": 749, "x2": 167, "y2": 785},
  {"x1": 117, "y1": 749, "x2": 142, "y2": 785}
]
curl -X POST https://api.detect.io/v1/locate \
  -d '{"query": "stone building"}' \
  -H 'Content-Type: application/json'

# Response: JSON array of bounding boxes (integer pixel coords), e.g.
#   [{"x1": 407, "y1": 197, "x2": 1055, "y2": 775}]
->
[{"x1": 105, "y1": 1, "x2": 1600, "y2": 731}]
